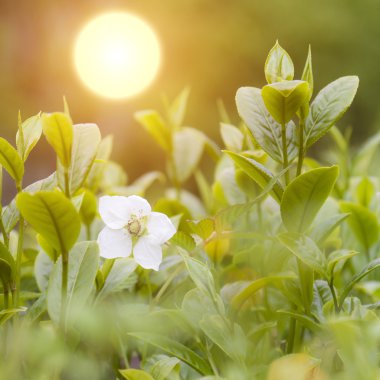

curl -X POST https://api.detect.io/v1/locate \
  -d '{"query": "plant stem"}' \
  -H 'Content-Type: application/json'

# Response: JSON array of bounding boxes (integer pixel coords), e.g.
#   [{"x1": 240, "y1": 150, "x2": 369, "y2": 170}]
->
[
  {"x1": 296, "y1": 118, "x2": 305, "y2": 176},
  {"x1": 329, "y1": 277, "x2": 339, "y2": 313},
  {"x1": 281, "y1": 122, "x2": 290, "y2": 185},
  {"x1": 61, "y1": 250, "x2": 68, "y2": 332},
  {"x1": 14, "y1": 216, "x2": 24, "y2": 307},
  {"x1": 287, "y1": 315, "x2": 296, "y2": 354},
  {"x1": 64, "y1": 168, "x2": 70, "y2": 198},
  {"x1": 0, "y1": 218, "x2": 9, "y2": 249}
]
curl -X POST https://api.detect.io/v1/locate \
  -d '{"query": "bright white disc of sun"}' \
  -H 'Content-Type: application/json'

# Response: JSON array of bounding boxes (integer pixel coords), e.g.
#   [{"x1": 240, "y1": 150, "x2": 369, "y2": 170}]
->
[{"x1": 74, "y1": 12, "x2": 161, "y2": 99}]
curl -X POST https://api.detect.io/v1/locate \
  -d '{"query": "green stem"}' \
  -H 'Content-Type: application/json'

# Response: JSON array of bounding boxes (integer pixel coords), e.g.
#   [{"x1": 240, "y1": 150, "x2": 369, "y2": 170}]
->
[
  {"x1": 61, "y1": 250, "x2": 68, "y2": 332},
  {"x1": 64, "y1": 167, "x2": 70, "y2": 198},
  {"x1": 281, "y1": 122, "x2": 290, "y2": 185},
  {"x1": 296, "y1": 118, "x2": 305, "y2": 176},
  {"x1": 4, "y1": 286, "x2": 9, "y2": 309},
  {"x1": 287, "y1": 315, "x2": 296, "y2": 354},
  {"x1": 0, "y1": 218, "x2": 9, "y2": 249},
  {"x1": 14, "y1": 216, "x2": 24, "y2": 307}
]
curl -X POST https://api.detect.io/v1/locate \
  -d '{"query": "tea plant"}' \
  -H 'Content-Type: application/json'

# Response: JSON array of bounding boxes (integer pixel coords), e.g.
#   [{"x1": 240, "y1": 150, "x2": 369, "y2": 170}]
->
[{"x1": 0, "y1": 42, "x2": 379, "y2": 380}]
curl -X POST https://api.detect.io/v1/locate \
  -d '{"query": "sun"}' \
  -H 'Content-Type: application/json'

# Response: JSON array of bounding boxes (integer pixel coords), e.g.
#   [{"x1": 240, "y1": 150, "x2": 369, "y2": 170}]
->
[{"x1": 74, "y1": 12, "x2": 161, "y2": 99}]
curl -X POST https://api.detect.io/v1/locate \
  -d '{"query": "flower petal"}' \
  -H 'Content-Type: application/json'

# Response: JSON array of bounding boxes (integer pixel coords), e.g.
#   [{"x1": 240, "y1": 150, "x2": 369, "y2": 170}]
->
[
  {"x1": 97, "y1": 227, "x2": 132, "y2": 259},
  {"x1": 99, "y1": 196, "x2": 130, "y2": 229},
  {"x1": 133, "y1": 236, "x2": 162, "y2": 271},
  {"x1": 146, "y1": 212, "x2": 176, "y2": 244},
  {"x1": 125, "y1": 195, "x2": 152, "y2": 218}
]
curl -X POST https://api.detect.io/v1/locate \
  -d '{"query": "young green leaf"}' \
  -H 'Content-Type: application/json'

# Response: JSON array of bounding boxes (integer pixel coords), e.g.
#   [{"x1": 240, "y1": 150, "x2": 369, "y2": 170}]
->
[
  {"x1": 220, "y1": 123, "x2": 244, "y2": 152},
  {"x1": 276, "y1": 310, "x2": 321, "y2": 332},
  {"x1": 16, "y1": 113, "x2": 43, "y2": 161},
  {"x1": 264, "y1": 41, "x2": 294, "y2": 84},
  {"x1": 339, "y1": 258, "x2": 380, "y2": 308},
  {"x1": 129, "y1": 332, "x2": 212, "y2": 375},
  {"x1": 149, "y1": 356, "x2": 180, "y2": 380},
  {"x1": 261, "y1": 80, "x2": 310, "y2": 125},
  {"x1": 66, "y1": 123, "x2": 101, "y2": 195},
  {"x1": 309, "y1": 213, "x2": 350, "y2": 244},
  {"x1": 327, "y1": 250, "x2": 357, "y2": 280},
  {"x1": 340, "y1": 201, "x2": 379, "y2": 251},
  {"x1": 173, "y1": 127, "x2": 205, "y2": 183},
  {"x1": 281, "y1": 166, "x2": 339, "y2": 233},
  {"x1": 278, "y1": 233, "x2": 327, "y2": 277},
  {"x1": 0, "y1": 137, "x2": 24, "y2": 185},
  {"x1": 305, "y1": 76, "x2": 359, "y2": 147},
  {"x1": 119, "y1": 369, "x2": 154, "y2": 380},
  {"x1": 16, "y1": 190, "x2": 81, "y2": 254},
  {"x1": 42, "y1": 112, "x2": 73, "y2": 168},
  {"x1": 301, "y1": 45, "x2": 313, "y2": 99},
  {"x1": 47, "y1": 241, "x2": 99, "y2": 324},
  {"x1": 236, "y1": 86, "x2": 298, "y2": 163},
  {"x1": 355, "y1": 177, "x2": 375, "y2": 207},
  {"x1": 224, "y1": 151, "x2": 284, "y2": 204},
  {"x1": 168, "y1": 87, "x2": 190, "y2": 128},
  {"x1": 135, "y1": 110, "x2": 172, "y2": 152}
]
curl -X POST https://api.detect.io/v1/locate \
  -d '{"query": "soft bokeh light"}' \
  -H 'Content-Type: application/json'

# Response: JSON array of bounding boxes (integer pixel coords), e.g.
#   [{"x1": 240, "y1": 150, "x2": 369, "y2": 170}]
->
[{"x1": 74, "y1": 12, "x2": 161, "y2": 99}]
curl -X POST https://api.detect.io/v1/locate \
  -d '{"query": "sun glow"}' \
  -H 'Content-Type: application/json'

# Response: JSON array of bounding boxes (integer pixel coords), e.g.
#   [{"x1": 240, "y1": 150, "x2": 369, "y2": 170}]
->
[{"x1": 74, "y1": 12, "x2": 161, "y2": 99}]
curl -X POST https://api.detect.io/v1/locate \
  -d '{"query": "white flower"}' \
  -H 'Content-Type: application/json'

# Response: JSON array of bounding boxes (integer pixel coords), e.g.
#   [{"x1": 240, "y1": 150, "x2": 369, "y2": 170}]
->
[{"x1": 97, "y1": 195, "x2": 176, "y2": 271}]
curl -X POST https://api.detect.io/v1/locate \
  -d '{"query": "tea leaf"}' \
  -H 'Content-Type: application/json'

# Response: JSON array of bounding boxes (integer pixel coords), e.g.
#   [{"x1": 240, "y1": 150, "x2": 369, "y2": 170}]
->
[
  {"x1": 129, "y1": 332, "x2": 212, "y2": 375},
  {"x1": 340, "y1": 202, "x2": 379, "y2": 251},
  {"x1": 220, "y1": 123, "x2": 244, "y2": 152},
  {"x1": 261, "y1": 80, "x2": 309, "y2": 124},
  {"x1": 0, "y1": 137, "x2": 24, "y2": 185},
  {"x1": 42, "y1": 112, "x2": 73, "y2": 168},
  {"x1": 281, "y1": 166, "x2": 339, "y2": 233},
  {"x1": 47, "y1": 241, "x2": 99, "y2": 324},
  {"x1": 135, "y1": 110, "x2": 172, "y2": 152},
  {"x1": 119, "y1": 369, "x2": 154, "y2": 380},
  {"x1": 236, "y1": 86, "x2": 298, "y2": 163},
  {"x1": 169, "y1": 87, "x2": 190, "y2": 128},
  {"x1": 309, "y1": 213, "x2": 350, "y2": 245},
  {"x1": 305, "y1": 76, "x2": 359, "y2": 147},
  {"x1": 16, "y1": 190, "x2": 81, "y2": 253},
  {"x1": 225, "y1": 151, "x2": 284, "y2": 204},
  {"x1": 150, "y1": 356, "x2": 180, "y2": 380},
  {"x1": 16, "y1": 113, "x2": 43, "y2": 161},
  {"x1": 264, "y1": 41, "x2": 294, "y2": 84}
]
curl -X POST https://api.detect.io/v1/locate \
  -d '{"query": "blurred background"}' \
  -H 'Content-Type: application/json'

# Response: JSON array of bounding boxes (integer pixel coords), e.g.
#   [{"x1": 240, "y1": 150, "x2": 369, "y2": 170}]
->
[{"x1": 0, "y1": 0, "x2": 379, "y2": 200}]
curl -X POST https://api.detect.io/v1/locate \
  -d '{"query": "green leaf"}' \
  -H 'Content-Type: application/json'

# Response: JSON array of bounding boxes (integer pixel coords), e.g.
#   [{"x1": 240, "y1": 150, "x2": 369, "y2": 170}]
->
[
  {"x1": 0, "y1": 307, "x2": 27, "y2": 325},
  {"x1": 173, "y1": 127, "x2": 205, "y2": 183},
  {"x1": 0, "y1": 241, "x2": 15, "y2": 279},
  {"x1": 65, "y1": 123, "x2": 101, "y2": 195},
  {"x1": 277, "y1": 310, "x2": 320, "y2": 332},
  {"x1": 261, "y1": 80, "x2": 310, "y2": 125},
  {"x1": 327, "y1": 250, "x2": 358, "y2": 279},
  {"x1": 2, "y1": 172, "x2": 57, "y2": 233},
  {"x1": 220, "y1": 123, "x2": 244, "y2": 152},
  {"x1": 129, "y1": 332, "x2": 212, "y2": 375},
  {"x1": 301, "y1": 45, "x2": 313, "y2": 99},
  {"x1": 339, "y1": 258, "x2": 380, "y2": 308},
  {"x1": 34, "y1": 251, "x2": 54, "y2": 292},
  {"x1": 96, "y1": 258, "x2": 137, "y2": 301},
  {"x1": 135, "y1": 110, "x2": 172, "y2": 152},
  {"x1": 0, "y1": 137, "x2": 24, "y2": 185},
  {"x1": 169, "y1": 87, "x2": 190, "y2": 128},
  {"x1": 188, "y1": 218, "x2": 214, "y2": 240},
  {"x1": 225, "y1": 151, "x2": 284, "y2": 203},
  {"x1": 236, "y1": 86, "x2": 298, "y2": 163},
  {"x1": 119, "y1": 369, "x2": 154, "y2": 380},
  {"x1": 150, "y1": 356, "x2": 180, "y2": 380},
  {"x1": 79, "y1": 189, "x2": 98, "y2": 226},
  {"x1": 355, "y1": 177, "x2": 375, "y2": 207},
  {"x1": 340, "y1": 201, "x2": 379, "y2": 251},
  {"x1": 0, "y1": 259, "x2": 12, "y2": 288},
  {"x1": 16, "y1": 113, "x2": 43, "y2": 161},
  {"x1": 16, "y1": 190, "x2": 81, "y2": 253},
  {"x1": 278, "y1": 233, "x2": 327, "y2": 277},
  {"x1": 281, "y1": 166, "x2": 339, "y2": 233},
  {"x1": 47, "y1": 241, "x2": 99, "y2": 324},
  {"x1": 170, "y1": 231, "x2": 196, "y2": 251},
  {"x1": 264, "y1": 41, "x2": 294, "y2": 84},
  {"x1": 231, "y1": 274, "x2": 296, "y2": 310},
  {"x1": 42, "y1": 112, "x2": 73, "y2": 168},
  {"x1": 305, "y1": 76, "x2": 359, "y2": 147},
  {"x1": 199, "y1": 314, "x2": 247, "y2": 362},
  {"x1": 352, "y1": 132, "x2": 380, "y2": 175},
  {"x1": 309, "y1": 213, "x2": 350, "y2": 245}
]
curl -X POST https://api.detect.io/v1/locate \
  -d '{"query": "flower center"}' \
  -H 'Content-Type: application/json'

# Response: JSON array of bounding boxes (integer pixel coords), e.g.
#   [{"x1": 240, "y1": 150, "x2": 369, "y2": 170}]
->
[{"x1": 125, "y1": 216, "x2": 146, "y2": 237}]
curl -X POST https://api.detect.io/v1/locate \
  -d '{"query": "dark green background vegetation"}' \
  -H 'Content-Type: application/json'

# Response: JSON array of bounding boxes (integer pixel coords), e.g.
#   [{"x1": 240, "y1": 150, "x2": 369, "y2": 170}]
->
[{"x1": 0, "y1": 0, "x2": 379, "y2": 195}]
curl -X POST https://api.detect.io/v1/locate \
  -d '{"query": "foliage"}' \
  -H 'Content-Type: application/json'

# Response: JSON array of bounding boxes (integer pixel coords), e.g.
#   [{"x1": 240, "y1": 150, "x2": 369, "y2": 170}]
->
[{"x1": 0, "y1": 42, "x2": 378, "y2": 380}]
